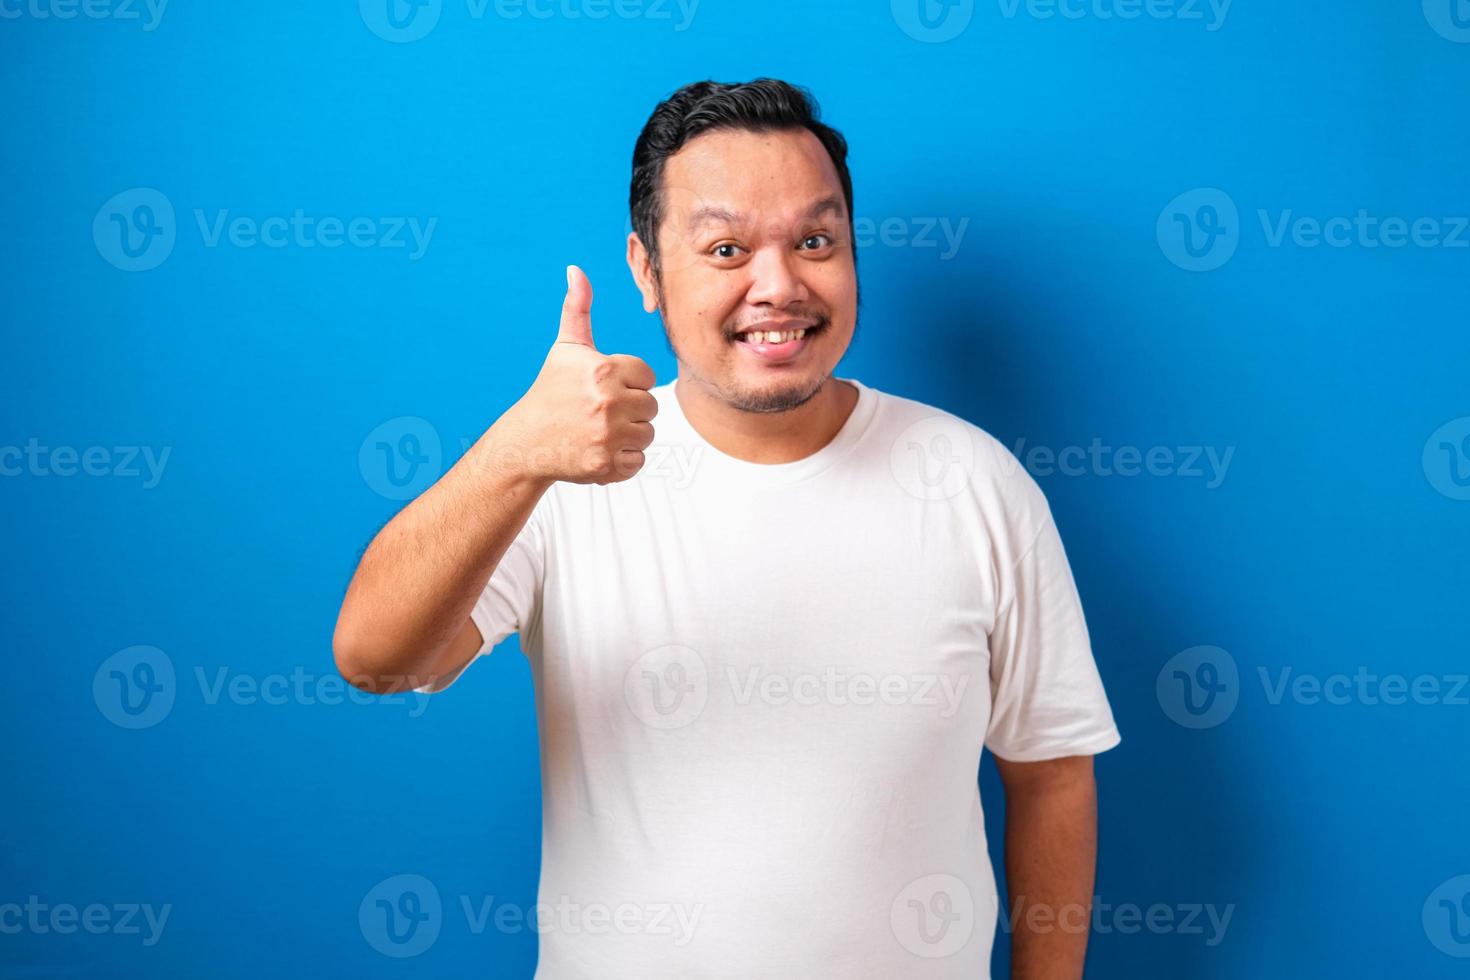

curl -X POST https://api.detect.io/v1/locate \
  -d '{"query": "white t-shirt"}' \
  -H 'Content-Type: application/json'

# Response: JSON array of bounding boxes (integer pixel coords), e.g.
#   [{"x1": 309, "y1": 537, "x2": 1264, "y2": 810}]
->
[{"x1": 418, "y1": 376, "x2": 1121, "y2": 979}]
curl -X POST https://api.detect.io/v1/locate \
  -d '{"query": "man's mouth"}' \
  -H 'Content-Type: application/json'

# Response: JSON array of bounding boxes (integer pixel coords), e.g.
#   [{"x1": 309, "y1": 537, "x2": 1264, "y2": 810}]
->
[
  {"x1": 740, "y1": 327, "x2": 808, "y2": 344},
  {"x1": 731, "y1": 321, "x2": 822, "y2": 364}
]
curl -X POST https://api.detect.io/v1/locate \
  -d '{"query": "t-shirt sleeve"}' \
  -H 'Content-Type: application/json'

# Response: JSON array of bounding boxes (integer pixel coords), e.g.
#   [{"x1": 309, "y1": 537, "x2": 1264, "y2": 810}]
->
[
  {"x1": 983, "y1": 483, "x2": 1122, "y2": 762},
  {"x1": 412, "y1": 493, "x2": 549, "y2": 694}
]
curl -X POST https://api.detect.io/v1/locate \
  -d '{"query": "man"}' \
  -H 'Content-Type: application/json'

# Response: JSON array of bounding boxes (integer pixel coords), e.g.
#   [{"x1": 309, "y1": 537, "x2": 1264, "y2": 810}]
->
[{"x1": 334, "y1": 77, "x2": 1121, "y2": 979}]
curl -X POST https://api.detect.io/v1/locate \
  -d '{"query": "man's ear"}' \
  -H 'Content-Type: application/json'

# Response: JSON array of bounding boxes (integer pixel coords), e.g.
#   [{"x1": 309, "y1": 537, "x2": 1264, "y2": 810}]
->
[{"x1": 625, "y1": 231, "x2": 660, "y2": 313}]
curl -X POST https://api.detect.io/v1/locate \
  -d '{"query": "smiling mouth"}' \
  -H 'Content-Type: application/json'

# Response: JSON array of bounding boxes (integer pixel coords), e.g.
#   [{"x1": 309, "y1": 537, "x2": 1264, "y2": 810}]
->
[
  {"x1": 730, "y1": 320, "x2": 824, "y2": 343},
  {"x1": 731, "y1": 322, "x2": 822, "y2": 363},
  {"x1": 739, "y1": 327, "x2": 808, "y2": 344}
]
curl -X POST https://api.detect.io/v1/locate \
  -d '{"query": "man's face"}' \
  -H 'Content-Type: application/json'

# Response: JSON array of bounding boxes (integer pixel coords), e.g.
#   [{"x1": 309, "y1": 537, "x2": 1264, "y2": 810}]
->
[{"x1": 628, "y1": 127, "x2": 858, "y2": 414}]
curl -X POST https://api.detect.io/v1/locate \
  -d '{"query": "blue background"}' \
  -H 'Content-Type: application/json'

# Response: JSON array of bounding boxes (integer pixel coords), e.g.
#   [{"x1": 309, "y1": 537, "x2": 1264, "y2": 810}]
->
[{"x1": 3, "y1": 0, "x2": 1468, "y2": 976}]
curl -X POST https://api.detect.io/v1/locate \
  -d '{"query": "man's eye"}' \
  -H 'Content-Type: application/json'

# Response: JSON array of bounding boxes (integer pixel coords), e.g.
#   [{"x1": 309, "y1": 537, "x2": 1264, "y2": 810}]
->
[
  {"x1": 799, "y1": 234, "x2": 833, "y2": 250},
  {"x1": 711, "y1": 243, "x2": 743, "y2": 259}
]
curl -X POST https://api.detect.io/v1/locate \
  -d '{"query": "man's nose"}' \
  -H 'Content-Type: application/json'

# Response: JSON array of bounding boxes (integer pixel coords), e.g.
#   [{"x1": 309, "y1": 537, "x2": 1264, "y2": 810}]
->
[{"x1": 743, "y1": 246, "x2": 809, "y2": 308}]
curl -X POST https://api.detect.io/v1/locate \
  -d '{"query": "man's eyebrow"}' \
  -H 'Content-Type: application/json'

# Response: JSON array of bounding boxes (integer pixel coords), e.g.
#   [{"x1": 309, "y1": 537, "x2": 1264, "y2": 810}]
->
[
  {"x1": 686, "y1": 206, "x2": 741, "y2": 231},
  {"x1": 803, "y1": 195, "x2": 845, "y2": 221},
  {"x1": 685, "y1": 195, "x2": 847, "y2": 232}
]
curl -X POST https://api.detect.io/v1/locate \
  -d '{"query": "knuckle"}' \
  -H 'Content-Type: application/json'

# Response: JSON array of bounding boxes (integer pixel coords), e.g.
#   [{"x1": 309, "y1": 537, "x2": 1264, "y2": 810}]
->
[
  {"x1": 583, "y1": 446, "x2": 613, "y2": 473},
  {"x1": 585, "y1": 394, "x2": 614, "y2": 423}
]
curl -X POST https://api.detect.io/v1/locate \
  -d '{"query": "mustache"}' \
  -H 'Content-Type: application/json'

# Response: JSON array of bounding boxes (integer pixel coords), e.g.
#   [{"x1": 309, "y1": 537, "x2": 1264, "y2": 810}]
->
[{"x1": 723, "y1": 311, "x2": 829, "y2": 341}]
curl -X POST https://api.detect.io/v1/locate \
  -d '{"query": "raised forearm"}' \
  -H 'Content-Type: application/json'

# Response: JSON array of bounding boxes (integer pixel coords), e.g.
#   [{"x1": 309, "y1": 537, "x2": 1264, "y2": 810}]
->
[
  {"x1": 332, "y1": 419, "x2": 552, "y2": 688},
  {"x1": 332, "y1": 266, "x2": 658, "y2": 693}
]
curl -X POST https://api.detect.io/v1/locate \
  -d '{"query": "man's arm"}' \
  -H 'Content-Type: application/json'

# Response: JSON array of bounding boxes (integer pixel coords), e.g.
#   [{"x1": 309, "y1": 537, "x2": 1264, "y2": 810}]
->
[
  {"x1": 994, "y1": 753, "x2": 1099, "y2": 980},
  {"x1": 333, "y1": 427, "x2": 552, "y2": 693},
  {"x1": 332, "y1": 266, "x2": 657, "y2": 693}
]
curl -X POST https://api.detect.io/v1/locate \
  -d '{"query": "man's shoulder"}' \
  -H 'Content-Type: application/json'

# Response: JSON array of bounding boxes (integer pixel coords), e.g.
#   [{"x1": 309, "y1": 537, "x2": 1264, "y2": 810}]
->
[
  {"x1": 861, "y1": 382, "x2": 1024, "y2": 476},
  {"x1": 861, "y1": 380, "x2": 1052, "y2": 529}
]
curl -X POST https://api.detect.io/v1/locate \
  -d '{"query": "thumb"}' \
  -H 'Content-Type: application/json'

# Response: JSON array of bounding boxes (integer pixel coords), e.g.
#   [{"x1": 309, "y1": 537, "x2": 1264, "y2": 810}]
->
[{"x1": 557, "y1": 264, "x2": 596, "y2": 348}]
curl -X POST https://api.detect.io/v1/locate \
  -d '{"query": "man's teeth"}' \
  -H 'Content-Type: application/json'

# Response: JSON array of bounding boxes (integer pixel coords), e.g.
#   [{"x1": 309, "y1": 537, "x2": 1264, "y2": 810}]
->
[{"x1": 743, "y1": 328, "x2": 806, "y2": 344}]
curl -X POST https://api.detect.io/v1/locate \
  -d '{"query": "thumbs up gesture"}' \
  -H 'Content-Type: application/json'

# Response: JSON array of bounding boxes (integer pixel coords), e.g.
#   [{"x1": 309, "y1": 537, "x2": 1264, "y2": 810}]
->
[{"x1": 498, "y1": 265, "x2": 658, "y2": 485}]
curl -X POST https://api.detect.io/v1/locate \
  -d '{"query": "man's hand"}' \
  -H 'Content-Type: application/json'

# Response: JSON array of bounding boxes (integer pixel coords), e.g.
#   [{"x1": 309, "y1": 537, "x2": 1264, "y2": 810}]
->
[{"x1": 497, "y1": 264, "x2": 659, "y2": 485}]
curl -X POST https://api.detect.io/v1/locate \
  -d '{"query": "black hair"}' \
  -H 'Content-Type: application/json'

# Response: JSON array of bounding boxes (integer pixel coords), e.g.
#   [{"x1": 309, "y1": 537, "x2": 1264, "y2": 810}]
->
[{"x1": 629, "y1": 77, "x2": 857, "y2": 283}]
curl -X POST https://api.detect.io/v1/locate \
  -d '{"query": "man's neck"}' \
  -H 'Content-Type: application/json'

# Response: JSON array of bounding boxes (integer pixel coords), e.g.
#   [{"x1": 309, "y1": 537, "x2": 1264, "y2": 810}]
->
[{"x1": 673, "y1": 373, "x2": 860, "y2": 465}]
